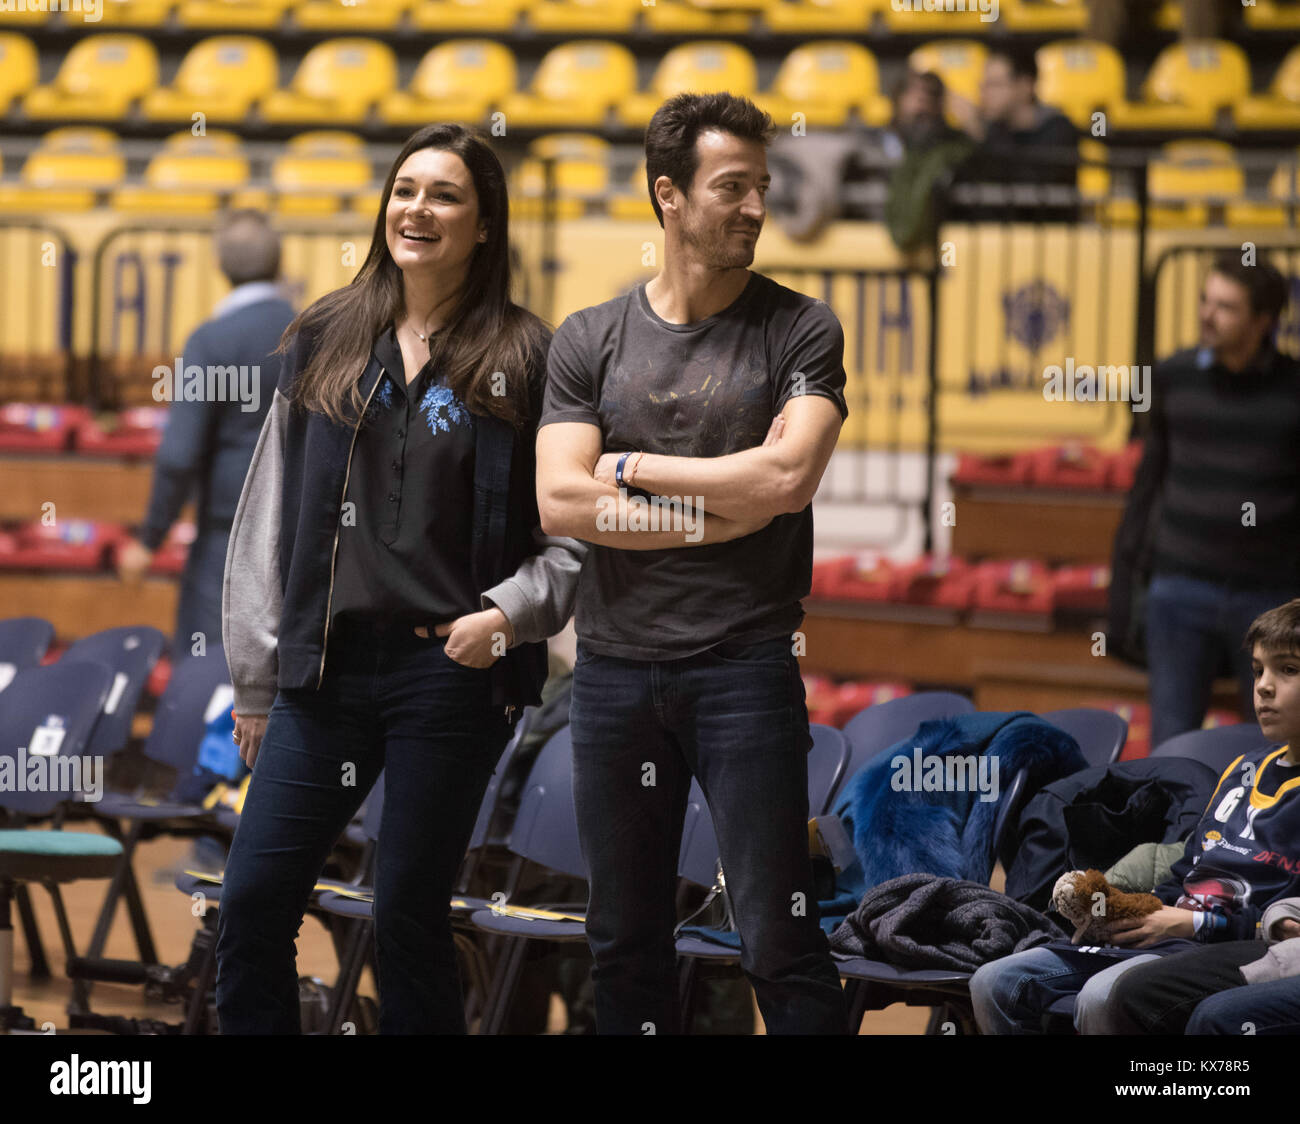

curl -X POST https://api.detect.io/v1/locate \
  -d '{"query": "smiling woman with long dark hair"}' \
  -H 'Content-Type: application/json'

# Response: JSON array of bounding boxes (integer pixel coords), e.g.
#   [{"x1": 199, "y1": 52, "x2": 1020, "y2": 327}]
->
[{"x1": 215, "y1": 123, "x2": 584, "y2": 1035}]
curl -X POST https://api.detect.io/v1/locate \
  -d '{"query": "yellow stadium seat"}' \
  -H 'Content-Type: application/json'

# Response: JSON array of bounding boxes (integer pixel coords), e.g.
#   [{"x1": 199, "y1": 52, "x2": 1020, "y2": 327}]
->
[
  {"x1": 608, "y1": 159, "x2": 654, "y2": 220},
  {"x1": 763, "y1": 0, "x2": 883, "y2": 33},
  {"x1": 1076, "y1": 137, "x2": 1138, "y2": 226},
  {"x1": 1035, "y1": 40, "x2": 1124, "y2": 130},
  {"x1": 755, "y1": 42, "x2": 888, "y2": 129},
  {"x1": 177, "y1": 0, "x2": 297, "y2": 28},
  {"x1": 643, "y1": 0, "x2": 752, "y2": 33},
  {"x1": 111, "y1": 130, "x2": 249, "y2": 214},
  {"x1": 293, "y1": 0, "x2": 411, "y2": 31},
  {"x1": 510, "y1": 134, "x2": 608, "y2": 220},
  {"x1": 23, "y1": 34, "x2": 159, "y2": 120},
  {"x1": 0, "y1": 34, "x2": 37, "y2": 114},
  {"x1": 0, "y1": 127, "x2": 124, "y2": 212},
  {"x1": 616, "y1": 41, "x2": 757, "y2": 129},
  {"x1": 229, "y1": 186, "x2": 274, "y2": 209},
  {"x1": 261, "y1": 38, "x2": 397, "y2": 124},
  {"x1": 1226, "y1": 150, "x2": 1300, "y2": 227},
  {"x1": 380, "y1": 40, "x2": 514, "y2": 125},
  {"x1": 1002, "y1": 0, "x2": 1086, "y2": 30},
  {"x1": 96, "y1": 0, "x2": 177, "y2": 24},
  {"x1": 1245, "y1": 0, "x2": 1300, "y2": 29},
  {"x1": 1109, "y1": 40, "x2": 1250, "y2": 131},
  {"x1": 499, "y1": 40, "x2": 636, "y2": 128},
  {"x1": 1235, "y1": 44, "x2": 1300, "y2": 130},
  {"x1": 883, "y1": 0, "x2": 993, "y2": 31},
  {"x1": 411, "y1": 0, "x2": 527, "y2": 30},
  {"x1": 1147, "y1": 140, "x2": 1243, "y2": 228},
  {"x1": 272, "y1": 130, "x2": 373, "y2": 214},
  {"x1": 526, "y1": 0, "x2": 642, "y2": 33},
  {"x1": 143, "y1": 36, "x2": 278, "y2": 123},
  {"x1": 908, "y1": 39, "x2": 988, "y2": 107}
]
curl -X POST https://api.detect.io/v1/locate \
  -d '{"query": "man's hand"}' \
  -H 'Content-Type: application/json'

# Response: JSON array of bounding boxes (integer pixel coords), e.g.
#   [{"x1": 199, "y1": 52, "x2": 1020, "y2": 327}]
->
[
  {"x1": 593, "y1": 416, "x2": 787, "y2": 489},
  {"x1": 1271, "y1": 918, "x2": 1300, "y2": 941},
  {"x1": 117, "y1": 537, "x2": 153, "y2": 584},
  {"x1": 434, "y1": 607, "x2": 512, "y2": 668},
  {"x1": 1108, "y1": 906, "x2": 1197, "y2": 948}
]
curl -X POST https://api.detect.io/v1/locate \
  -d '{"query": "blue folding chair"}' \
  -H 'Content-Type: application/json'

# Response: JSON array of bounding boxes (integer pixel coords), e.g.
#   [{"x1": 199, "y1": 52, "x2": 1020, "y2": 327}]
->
[
  {"x1": 69, "y1": 648, "x2": 232, "y2": 1018},
  {"x1": 1151, "y1": 722, "x2": 1269, "y2": 775},
  {"x1": 834, "y1": 714, "x2": 1083, "y2": 1035},
  {"x1": 0, "y1": 659, "x2": 120, "y2": 1031},
  {"x1": 59, "y1": 627, "x2": 166, "y2": 762},
  {"x1": 839, "y1": 691, "x2": 976, "y2": 801},
  {"x1": 1040, "y1": 707, "x2": 1128, "y2": 767},
  {"x1": 7, "y1": 627, "x2": 166, "y2": 996},
  {"x1": 468, "y1": 725, "x2": 589, "y2": 1034},
  {"x1": 0, "y1": 616, "x2": 54, "y2": 680}
]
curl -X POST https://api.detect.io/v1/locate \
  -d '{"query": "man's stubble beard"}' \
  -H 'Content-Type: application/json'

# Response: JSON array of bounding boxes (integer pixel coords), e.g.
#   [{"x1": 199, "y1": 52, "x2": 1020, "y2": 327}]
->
[{"x1": 680, "y1": 209, "x2": 758, "y2": 271}]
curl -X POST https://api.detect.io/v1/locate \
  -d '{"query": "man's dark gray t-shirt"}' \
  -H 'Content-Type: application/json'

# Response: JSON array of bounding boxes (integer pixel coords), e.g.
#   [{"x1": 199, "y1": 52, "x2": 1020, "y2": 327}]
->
[{"x1": 539, "y1": 270, "x2": 848, "y2": 660}]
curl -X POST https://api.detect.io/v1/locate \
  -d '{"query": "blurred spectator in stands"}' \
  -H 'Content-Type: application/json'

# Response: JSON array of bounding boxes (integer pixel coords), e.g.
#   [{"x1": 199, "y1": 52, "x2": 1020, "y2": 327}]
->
[
  {"x1": 116, "y1": 210, "x2": 295, "y2": 658},
  {"x1": 767, "y1": 69, "x2": 970, "y2": 247},
  {"x1": 945, "y1": 50, "x2": 1078, "y2": 222},
  {"x1": 1111, "y1": 252, "x2": 1300, "y2": 750},
  {"x1": 882, "y1": 70, "x2": 974, "y2": 252},
  {"x1": 1086, "y1": 0, "x2": 1238, "y2": 46}
]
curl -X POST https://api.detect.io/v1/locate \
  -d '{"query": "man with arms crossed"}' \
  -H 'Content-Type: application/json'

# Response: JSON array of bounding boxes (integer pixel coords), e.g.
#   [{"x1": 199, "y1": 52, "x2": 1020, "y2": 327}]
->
[{"x1": 536, "y1": 92, "x2": 850, "y2": 1035}]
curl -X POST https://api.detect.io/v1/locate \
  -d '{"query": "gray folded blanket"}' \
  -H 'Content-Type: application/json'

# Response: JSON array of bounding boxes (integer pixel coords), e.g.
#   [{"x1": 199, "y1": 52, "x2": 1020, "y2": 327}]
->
[{"x1": 828, "y1": 872, "x2": 1064, "y2": 972}]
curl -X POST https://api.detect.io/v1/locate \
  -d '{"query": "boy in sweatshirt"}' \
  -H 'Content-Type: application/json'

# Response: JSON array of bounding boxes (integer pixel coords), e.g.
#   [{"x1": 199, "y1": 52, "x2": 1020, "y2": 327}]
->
[{"x1": 971, "y1": 597, "x2": 1300, "y2": 1033}]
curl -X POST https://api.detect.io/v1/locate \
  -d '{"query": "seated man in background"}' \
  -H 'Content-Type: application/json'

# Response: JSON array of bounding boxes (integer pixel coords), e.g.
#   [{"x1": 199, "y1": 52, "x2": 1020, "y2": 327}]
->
[{"x1": 948, "y1": 49, "x2": 1078, "y2": 221}]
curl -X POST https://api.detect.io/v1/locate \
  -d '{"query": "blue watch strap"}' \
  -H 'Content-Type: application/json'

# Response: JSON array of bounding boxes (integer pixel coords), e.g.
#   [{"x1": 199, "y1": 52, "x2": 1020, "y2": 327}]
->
[{"x1": 615, "y1": 451, "x2": 633, "y2": 488}]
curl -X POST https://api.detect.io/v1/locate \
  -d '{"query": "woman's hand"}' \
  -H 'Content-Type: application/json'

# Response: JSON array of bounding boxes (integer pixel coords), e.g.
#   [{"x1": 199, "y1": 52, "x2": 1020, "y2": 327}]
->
[
  {"x1": 1108, "y1": 906, "x2": 1197, "y2": 948},
  {"x1": 232, "y1": 712, "x2": 269, "y2": 769},
  {"x1": 435, "y1": 607, "x2": 513, "y2": 668}
]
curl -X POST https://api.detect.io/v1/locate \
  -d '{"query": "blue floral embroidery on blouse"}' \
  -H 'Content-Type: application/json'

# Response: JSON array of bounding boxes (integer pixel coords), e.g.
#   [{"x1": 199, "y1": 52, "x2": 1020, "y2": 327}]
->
[
  {"x1": 375, "y1": 376, "x2": 394, "y2": 410},
  {"x1": 420, "y1": 382, "x2": 473, "y2": 435}
]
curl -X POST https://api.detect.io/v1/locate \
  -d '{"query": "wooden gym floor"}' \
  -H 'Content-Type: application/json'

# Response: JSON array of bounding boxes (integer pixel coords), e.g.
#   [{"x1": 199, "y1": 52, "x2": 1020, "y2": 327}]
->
[{"x1": 11, "y1": 825, "x2": 934, "y2": 1035}]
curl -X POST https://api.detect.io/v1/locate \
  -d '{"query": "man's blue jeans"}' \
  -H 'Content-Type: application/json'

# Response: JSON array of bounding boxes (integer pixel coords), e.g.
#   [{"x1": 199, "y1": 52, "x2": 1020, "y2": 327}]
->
[
  {"x1": 970, "y1": 940, "x2": 1194, "y2": 1034},
  {"x1": 214, "y1": 618, "x2": 513, "y2": 1034},
  {"x1": 569, "y1": 634, "x2": 849, "y2": 1035},
  {"x1": 1145, "y1": 571, "x2": 1300, "y2": 751}
]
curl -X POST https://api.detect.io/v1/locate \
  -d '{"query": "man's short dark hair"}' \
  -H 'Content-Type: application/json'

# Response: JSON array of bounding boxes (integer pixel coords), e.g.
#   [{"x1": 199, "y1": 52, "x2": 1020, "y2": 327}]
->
[
  {"x1": 989, "y1": 49, "x2": 1038, "y2": 85},
  {"x1": 644, "y1": 92, "x2": 776, "y2": 229},
  {"x1": 1209, "y1": 249, "x2": 1290, "y2": 325},
  {"x1": 892, "y1": 68, "x2": 946, "y2": 104}
]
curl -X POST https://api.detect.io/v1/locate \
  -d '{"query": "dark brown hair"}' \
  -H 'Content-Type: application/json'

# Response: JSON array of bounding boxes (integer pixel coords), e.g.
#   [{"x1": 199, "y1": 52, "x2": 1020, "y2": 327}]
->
[
  {"x1": 1244, "y1": 598, "x2": 1300, "y2": 657},
  {"x1": 280, "y1": 123, "x2": 549, "y2": 430},
  {"x1": 644, "y1": 92, "x2": 776, "y2": 229},
  {"x1": 1209, "y1": 250, "x2": 1290, "y2": 327}
]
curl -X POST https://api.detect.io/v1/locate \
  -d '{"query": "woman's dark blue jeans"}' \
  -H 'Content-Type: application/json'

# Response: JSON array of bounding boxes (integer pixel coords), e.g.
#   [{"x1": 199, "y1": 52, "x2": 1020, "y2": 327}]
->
[
  {"x1": 569, "y1": 634, "x2": 849, "y2": 1035},
  {"x1": 214, "y1": 617, "x2": 513, "y2": 1034}
]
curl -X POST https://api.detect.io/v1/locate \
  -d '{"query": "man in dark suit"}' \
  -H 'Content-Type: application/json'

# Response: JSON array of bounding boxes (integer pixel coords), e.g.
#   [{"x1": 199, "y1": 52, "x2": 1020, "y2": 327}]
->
[{"x1": 117, "y1": 210, "x2": 295, "y2": 657}]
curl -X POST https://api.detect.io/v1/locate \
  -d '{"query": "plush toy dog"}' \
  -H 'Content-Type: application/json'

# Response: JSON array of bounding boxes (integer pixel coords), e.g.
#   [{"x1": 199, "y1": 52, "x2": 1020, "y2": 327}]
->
[{"x1": 1051, "y1": 869, "x2": 1164, "y2": 945}]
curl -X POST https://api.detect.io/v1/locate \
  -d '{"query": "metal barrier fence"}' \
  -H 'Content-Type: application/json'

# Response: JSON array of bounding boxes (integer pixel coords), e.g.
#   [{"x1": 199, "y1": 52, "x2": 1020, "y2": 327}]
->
[
  {"x1": 85, "y1": 211, "x2": 559, "y2": 408},
  {"x1": 0, "y1": 219, "x2": 76, "y2": 402}
]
